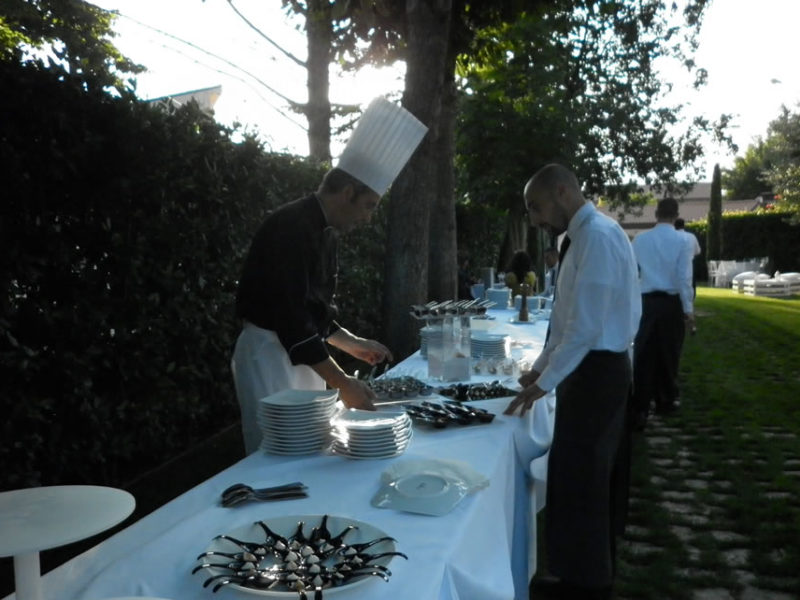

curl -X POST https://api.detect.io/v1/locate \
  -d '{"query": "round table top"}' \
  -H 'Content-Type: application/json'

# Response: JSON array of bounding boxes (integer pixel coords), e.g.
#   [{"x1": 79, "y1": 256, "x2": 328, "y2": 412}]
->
[{"x1": 0, "y1": 485, "x2": 135, "y2": 557}]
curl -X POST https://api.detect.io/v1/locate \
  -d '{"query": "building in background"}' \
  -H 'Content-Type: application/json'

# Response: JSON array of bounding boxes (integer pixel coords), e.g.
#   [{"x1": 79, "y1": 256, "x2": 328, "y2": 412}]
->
[
  {"x1": 146, "y1": 84, "x2": 222, "y2": 114},
  {"x1": 598, "y1": 182, "x2": 757, "y2": 238}
]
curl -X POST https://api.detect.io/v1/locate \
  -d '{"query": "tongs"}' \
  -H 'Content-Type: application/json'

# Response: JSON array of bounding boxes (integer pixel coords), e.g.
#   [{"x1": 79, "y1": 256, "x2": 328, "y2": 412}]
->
[{"x1": 220, "y1": 481, "x2": 308, "y2": 508}]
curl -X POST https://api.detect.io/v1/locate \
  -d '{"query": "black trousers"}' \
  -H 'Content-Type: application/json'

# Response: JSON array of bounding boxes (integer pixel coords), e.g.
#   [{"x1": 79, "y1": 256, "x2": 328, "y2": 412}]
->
[
  {"x1": 545, "y1": 350, "x2": 631, "y2": 588},
  {"x1": 632, "y1": 293, "x2": 685, "y2": 418}
]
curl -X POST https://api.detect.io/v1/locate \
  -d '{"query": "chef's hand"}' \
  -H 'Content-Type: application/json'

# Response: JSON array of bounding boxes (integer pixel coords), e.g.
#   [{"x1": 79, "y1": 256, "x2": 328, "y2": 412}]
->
[
  {"x1": 327, "y1": 329, "x2": 394, "y2": 365},
  {"x1": 504, "y1": 368, "x2": 545, "y2": 416},
  {"x1": 347, "y1": 338, "x2": 393, "y2": 365},
  {"x1": 337, "y1": 376, "x2": 377, "y2": 411}
]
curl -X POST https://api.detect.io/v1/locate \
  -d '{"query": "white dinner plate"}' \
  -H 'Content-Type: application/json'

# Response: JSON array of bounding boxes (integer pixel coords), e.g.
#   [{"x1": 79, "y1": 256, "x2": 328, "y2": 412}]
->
[
  {"x1": 332, "y1": 435, "x2": 412, "y2": 452},
  {"x1": 196, "y1": 514, "x2": 399, "y2": 597},
  {"x1": 332, "y1": 411, "x2": 410, "y2": 430},
  {"x1": 258, "y1": 405, "x2": 338, "y2": 418},
  {"x1": 371, "y1": 472, "x2": 469, "y2": 516},
  {"x1": 261, "y1": 436, "x2": 330, "y2": 450},
  {"x1": 258, "y1": 411, "x2": 337, "y2": 426},
  {"x1": 333, "y1": 427, "x2": 412, "y2": 441},
  {"x1": 259, "y1": 389, "x2": 339, "y2": 408},
  {"x1": 331, "y1": 446, "x2": 408, "y2": 460},
  {"x1": 261, "y1": 433, "x2": 331, "y2": 446}
]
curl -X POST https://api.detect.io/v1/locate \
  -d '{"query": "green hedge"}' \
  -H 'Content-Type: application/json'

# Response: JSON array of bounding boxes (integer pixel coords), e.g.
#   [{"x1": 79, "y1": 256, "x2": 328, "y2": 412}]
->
[
  {"x1": 0, "y1": 60, "x2": 328, "y2": 490},
  {"x1": 687, "y1": 209, "x2": 800, "y2": 280}
]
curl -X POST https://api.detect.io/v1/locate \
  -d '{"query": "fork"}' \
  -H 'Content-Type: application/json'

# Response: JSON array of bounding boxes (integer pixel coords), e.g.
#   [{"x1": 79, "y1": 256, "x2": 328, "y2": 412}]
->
[{"x1": 220, "y1": 482, "x2": 308, "y2": 507}]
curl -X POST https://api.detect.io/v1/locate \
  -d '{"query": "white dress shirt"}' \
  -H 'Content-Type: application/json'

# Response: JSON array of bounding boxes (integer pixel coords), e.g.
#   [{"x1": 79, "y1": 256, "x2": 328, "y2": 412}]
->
[
  {"x1": 632, "y1": 223, "x2": 694, "y2": 314},
  {"x1": 533, "y1": 202, "x2": 642, "y2": 392}
]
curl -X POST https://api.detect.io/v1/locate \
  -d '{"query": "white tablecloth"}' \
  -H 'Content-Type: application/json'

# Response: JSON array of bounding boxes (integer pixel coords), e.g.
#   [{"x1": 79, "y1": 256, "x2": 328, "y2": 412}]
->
[{"x1": 3, "y1": 309, "x2": 552, "y2": 600}]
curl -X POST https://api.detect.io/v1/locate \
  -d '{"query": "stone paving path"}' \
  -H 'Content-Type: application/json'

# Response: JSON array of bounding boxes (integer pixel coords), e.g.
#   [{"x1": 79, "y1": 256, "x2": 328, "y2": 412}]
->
[{"x1": 616, "y1": 414, "x2": 799, "y2": 600}]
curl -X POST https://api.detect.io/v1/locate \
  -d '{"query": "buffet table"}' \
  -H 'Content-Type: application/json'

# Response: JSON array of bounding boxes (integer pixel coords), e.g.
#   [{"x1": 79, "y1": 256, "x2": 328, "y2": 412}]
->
[{"x1": 2, "y1": 307, "x2": 553, "y2": 600}]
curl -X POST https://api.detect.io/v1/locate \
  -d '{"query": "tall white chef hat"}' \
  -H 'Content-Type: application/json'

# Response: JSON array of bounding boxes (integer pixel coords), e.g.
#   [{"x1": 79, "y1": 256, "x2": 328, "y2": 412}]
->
[{"x1": 335, "y1": 97, "x2": 428, "y2": 196}]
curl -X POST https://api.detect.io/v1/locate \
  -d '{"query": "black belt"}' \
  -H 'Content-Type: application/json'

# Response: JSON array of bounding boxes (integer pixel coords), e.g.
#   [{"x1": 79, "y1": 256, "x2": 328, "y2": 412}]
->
[
  {"x1": 587, "y1": 349, "x2": 628, "y2": 357},
  {"x1": 642, "y1": 291, "x2": 677, "y2": 298}
]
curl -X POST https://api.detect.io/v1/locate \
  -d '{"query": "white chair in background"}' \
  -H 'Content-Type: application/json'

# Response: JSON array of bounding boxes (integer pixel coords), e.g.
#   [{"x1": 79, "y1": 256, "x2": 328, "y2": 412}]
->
[
  {"x1": 777, "y1": 272, "x2": 800, "y2": 295},
  {"x1": 731, "y1": 271, "x2": 758, "y2": 293},
  {"x1": 707, "y1": 260, "x2": 719, "y2": 286}
]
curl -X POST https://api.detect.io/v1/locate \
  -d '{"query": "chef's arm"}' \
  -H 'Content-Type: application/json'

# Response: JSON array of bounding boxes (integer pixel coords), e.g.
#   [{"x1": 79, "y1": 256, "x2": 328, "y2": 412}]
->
[
  {"x1": 311, "y1": 357, "x2": 377, "y2": 411},
  {"x1": 327, "y1": 327, "x2": 393, "y2": 365}
]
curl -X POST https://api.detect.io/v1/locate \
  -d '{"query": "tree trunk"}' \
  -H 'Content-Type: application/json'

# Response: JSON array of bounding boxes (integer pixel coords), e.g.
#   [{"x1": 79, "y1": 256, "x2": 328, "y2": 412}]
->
[
  {"x1": 427, "y1": 48, "x2": 458, "y2": 302},
  {"x1": 305, "y1": 0, "x2": 332, "y2": 162},
  {"x1": 383, "y1": 0, "x2": 452, "y2": 360},
  {"x1": 497, "y1": 211, "x2": 527, "y2": 273}
]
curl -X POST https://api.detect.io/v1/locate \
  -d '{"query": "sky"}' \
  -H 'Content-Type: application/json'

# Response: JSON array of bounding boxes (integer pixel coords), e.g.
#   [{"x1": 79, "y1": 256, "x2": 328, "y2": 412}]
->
[{"x1": 87, "y1": 0, "x2": 800, "y2": 181}]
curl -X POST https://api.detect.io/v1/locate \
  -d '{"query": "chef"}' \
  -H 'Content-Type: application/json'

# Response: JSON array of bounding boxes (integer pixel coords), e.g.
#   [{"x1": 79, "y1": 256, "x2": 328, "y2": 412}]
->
[{"x1": 232, "y1": 97, "x2": 427, "y2": 454}]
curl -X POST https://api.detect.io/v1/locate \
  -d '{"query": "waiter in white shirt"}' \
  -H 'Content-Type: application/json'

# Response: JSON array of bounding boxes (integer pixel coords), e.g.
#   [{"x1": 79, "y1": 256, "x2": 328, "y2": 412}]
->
[
  {"x1": 630, "y1": 198, "x2": 694, "y2": 431},
  {"x1": 675, "y1": 217, "x2": 701, "y2": 302},
  {"x1": 542, "y1": 246, "x2": 559, "y2": 297},
  {"x1": 505, "y1": 164, "x2": 641, "y2": 600}
]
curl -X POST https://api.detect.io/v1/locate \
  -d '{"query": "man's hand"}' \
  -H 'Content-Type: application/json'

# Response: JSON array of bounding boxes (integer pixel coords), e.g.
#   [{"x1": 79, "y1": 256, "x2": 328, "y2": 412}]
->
[
  {"x1": 685, "y1": 312, "x2": 696, "y2": 335},
  {"x1": 504, "y1": 368, "x2": 545, "y2": 416},
  {"x1": 328, "y1": 329, "x2": 393, "y2": 365},
  {"x1": 337, "y1": 375, "x2": 377, "y2": 411},
  {"x1": 347, "y1": 338, "x2": 393, "y2": 365},
  {"x1": 518, "y1": 368, "x2": 541, "y2": 389}
]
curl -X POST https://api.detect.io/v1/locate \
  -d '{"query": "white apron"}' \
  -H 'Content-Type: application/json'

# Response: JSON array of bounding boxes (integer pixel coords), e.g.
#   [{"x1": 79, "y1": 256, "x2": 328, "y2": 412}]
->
[{"x1": 231, "y1": 322, "x2": 325, "y2": 454}]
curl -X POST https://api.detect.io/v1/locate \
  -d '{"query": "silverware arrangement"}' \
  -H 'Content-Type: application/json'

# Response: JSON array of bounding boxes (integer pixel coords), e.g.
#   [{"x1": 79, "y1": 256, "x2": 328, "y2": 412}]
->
[
  {"x1": 410, "y1": 299, "x2": 496, "y2": 320},
  {"x1": 220, "y1": 482, "x2": 308, "y2": 508}
]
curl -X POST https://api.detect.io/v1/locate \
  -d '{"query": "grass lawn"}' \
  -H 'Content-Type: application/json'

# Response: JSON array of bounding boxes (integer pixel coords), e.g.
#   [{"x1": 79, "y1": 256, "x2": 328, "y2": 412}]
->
[{"x1": 615, "y1": 286, "x2": 800, "y2": 599}]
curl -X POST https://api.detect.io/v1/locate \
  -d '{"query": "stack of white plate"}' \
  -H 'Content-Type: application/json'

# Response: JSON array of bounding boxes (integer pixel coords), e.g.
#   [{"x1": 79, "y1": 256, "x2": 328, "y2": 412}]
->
[
  {"x1": 470, "y1": 331, "x2": 510, "y2": 359},
  {"x1": 330, "y1": 409, "x2": 413, "y2": 459},
  {"x1": 257, "y1": 389, "x2": 339, "y2": 455}
]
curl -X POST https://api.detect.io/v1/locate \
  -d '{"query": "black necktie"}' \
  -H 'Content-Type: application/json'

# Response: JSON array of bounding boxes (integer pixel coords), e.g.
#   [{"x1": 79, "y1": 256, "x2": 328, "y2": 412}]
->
[{"x1": 545, "y1": 235, "x2": 571, "y2": 345}]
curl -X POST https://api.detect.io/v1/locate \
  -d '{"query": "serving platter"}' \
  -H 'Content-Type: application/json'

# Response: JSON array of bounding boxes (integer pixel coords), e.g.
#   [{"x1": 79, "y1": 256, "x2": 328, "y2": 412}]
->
[{"x1": 194, "y1": 514, "x2": 402, "y2": 597}]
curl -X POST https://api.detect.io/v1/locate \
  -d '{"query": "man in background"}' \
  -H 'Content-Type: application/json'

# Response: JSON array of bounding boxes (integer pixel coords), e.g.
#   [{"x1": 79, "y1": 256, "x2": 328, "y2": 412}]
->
[
  {"x1": 542, "y1": 246, "x2": 559, "y2": 297},
  {"x1": 675, "y1": 217, "x2": 701, "y2": 302},
  {"x1": 505, "y1": 164, "x2": 641, "y2": 600},
  {"x1": 631, "y1": 199, "x2": 694, "y2": 430}
]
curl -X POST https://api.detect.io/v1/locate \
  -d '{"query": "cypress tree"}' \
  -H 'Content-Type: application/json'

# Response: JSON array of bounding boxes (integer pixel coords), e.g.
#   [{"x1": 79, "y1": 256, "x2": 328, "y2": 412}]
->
[{"x1": 707, "y1": 164, "x2": 723, "y2": 260}]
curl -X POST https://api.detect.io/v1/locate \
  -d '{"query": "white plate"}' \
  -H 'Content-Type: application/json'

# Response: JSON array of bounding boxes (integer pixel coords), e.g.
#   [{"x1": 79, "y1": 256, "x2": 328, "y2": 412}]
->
[
  {"x1": 470, "y1": 332, "x2": 509, "y2": 342},
  {"x1": 371, "y1": 472, "x2": 469, "y2": 516},
  {"x1": 332, "y1": 422, "x2": 411, "y2": 436},
  {"x1": 258, "y1": 412, "x2": 337, "y2": 426},
  {"x1": 332, "y1": 428, "x2": 412, "y2": 444},
  {"x1": 261, "y1": 436, "x2": 330, "y2": 449},
  {"x1": 259, "y1": 389, "x2": 339, "y2": 408},
  {"x1": 258, "y1": 405, "x2": 338, "y2": 418},
  {"x1": 331, "y1": 447, "x2": 407, "y2": 460},
  {"x1": 332, "y1": 411, "x2": 410, "y2": 430},
  {"x1": 196, "y1": 515, "x2": 398, "y2": 597},
  {"x1": 261, "y1": 444, "x2": 330, "y2": 456},
  {"x1": 332, "y1": 435, "x2": 412, "y2": 452},
  {"x1": 261, "y1": 434, "x2": 331, "y2": 447}
]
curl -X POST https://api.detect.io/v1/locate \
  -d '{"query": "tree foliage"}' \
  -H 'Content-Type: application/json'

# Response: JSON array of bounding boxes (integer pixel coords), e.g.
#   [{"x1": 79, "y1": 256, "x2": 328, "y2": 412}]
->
[
  {"x1": 457, "y1": 0, "x2": 722, "y2": 216},
  {"x1": 723, "y1": 104, "x2": 800, "y2": 210},
  {"x1": 0, "y1": 0, "x2": 142, "y2": 91},
  {"x1": 0, "y1": 59, "x2": 326, "y2": 490}
]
